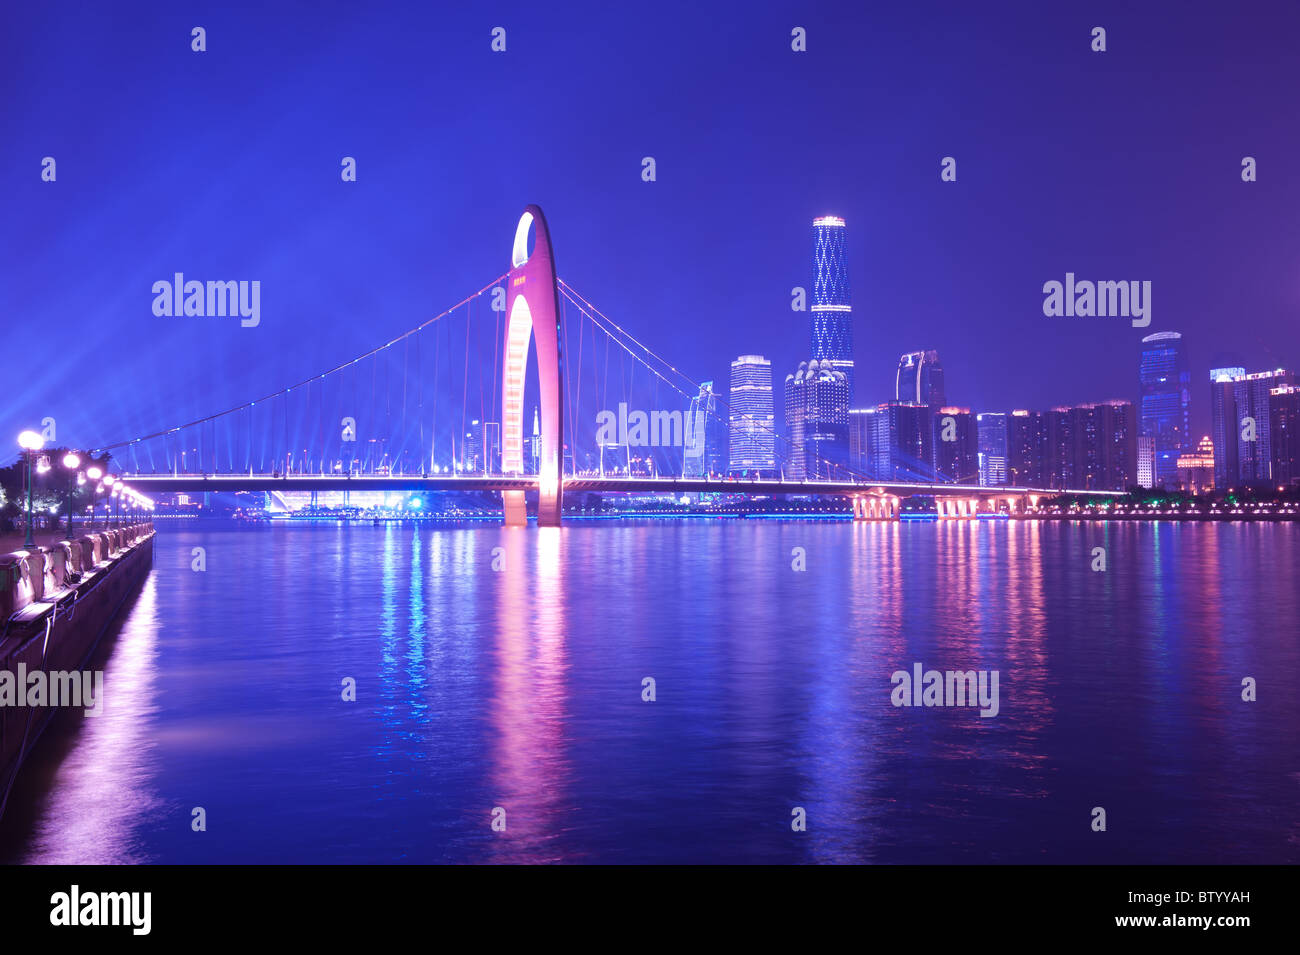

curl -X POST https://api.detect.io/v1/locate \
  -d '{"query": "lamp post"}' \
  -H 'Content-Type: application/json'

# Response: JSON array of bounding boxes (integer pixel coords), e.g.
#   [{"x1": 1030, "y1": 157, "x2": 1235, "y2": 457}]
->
[
  {"x1": 17, "y1": 431, "x2": 47, "y2": 547},
  {"x1": 110, "y1": 483, "x2": 121, "y2": 528},
  {"x1": 62, "y1": 451, "x2": 81, "y2": 539},
  {"x1": 86, "y1": 466, "x2": 104, "y2": 530}
]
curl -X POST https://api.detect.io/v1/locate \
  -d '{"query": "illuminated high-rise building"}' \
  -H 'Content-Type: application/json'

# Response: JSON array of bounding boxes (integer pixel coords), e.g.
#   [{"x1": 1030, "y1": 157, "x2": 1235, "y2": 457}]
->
[
  {"x1": 874, "y1": 401, "x2": 933, "y2": 482},
  {"x1": 1006, "y1": 409, "x2": 1047, "y2": 487},
  {"x1": 933, "y1": 407, "x2": 978, "y2": 484},
  {"x1": 896, "y1": 350, "x2": 946, "y2": 408},
  {"x1": 1268, "y1": 385, "x2": 1300, "y2": 486},
  {"x1": 1137, "y1": 436, "x2": 1156, "y2": 489},
  {"x1": 1234, "y1": 369, "x2": 1293, "y2": 483},
  {"x1": 784, "y1": 360, "x2": 849, "y2": 479},
  {"x1": 848, "y1": 407, "x2": 881, "y2": 478},
  {"x1": 1209, "y1": 367, "x2": 1244, "y2": 488},
  {"x1": 684, "y1": 381, "x2": 727, "y2": 478},
  {"x1": 1138, "y1": 332, "x2": 1191, "y2": 485},
  {"x1": 1176, "y1": 435, "x2": 1216, "y2": 493},
  {"x1": 977, "y1": 412, "x2": 1008, "y2": 487},
  {"x1": 728, "y1": 356, "x2": 775, "y2": 475},
  {"x1": 810, "y1": 216, "x2": 854, "y2": 399}
]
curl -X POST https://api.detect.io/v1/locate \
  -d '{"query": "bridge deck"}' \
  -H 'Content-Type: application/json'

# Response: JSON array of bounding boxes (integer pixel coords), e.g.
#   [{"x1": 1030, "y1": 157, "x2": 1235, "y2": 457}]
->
[{"x1": 120, "y1": 473, "x2": 1120, "y2": 497}]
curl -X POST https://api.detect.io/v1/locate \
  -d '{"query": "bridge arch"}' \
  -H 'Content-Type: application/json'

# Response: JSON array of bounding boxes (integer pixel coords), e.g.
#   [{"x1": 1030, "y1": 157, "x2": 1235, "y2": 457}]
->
[{"x1": 501, "y1": 205, "x2": 564, "y2": 526}]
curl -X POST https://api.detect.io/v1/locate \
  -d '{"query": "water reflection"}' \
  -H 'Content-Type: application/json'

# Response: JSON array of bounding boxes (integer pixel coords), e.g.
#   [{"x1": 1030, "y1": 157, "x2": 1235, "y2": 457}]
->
[
  {"x1": 486, "y1": 527, "x2": 573, "y2": 862},
  {"x1": 22, "y1": 575, "x2": 164, "y2": 863},
  {"x1": 2, "y1": 521, "x2": 1296, "y2": 864}
]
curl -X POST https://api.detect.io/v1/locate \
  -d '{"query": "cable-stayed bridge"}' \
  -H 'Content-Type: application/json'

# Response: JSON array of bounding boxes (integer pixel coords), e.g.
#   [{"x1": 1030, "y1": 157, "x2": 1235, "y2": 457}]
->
[{"x1": 98, "y1": 205, "x2": 1117, "y2": 524}]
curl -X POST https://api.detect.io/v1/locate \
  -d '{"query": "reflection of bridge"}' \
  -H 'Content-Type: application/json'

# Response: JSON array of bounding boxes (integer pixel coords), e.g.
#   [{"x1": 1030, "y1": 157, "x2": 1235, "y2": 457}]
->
[{"x1": 101, "y1": 204, "x2": 1119, "y2": 526}]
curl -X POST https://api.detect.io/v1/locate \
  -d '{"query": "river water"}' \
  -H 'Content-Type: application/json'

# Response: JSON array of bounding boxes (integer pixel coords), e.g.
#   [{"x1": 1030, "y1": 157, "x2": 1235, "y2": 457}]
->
[{"x1": 2, "y1": 519, "x2": 1297, "y2": 864}]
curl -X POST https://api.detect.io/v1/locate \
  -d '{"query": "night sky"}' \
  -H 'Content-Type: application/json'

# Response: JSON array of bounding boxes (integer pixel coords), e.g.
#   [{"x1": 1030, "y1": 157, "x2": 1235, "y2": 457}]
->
[{"x1": 4, "y1": 0, "x2": 1297, "y2": 453}]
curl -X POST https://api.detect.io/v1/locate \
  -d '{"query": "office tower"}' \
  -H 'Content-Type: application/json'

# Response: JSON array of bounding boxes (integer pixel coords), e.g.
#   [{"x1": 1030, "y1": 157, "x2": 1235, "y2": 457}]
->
[
  {"x1": 463, "y1": 420, "x2": 499, "y2": 474},
  {"x1": 1137, "y1": 436, "x2": 1156, "y2": 489},
  {"x1": 1209, "y1": 367, "x2": 1244, "y2": 489},
  {"x1": 1176, "y1": 436, "x2": 1216, "y2": 493},
  {"x1": 810, "y1": 216, "x2": 854, "y2": 399},
  {"x1": 1073, "y1": 404, "x2": 1106, "y2": 490},
  {"x1": 784, "y1": 360, "x2": 850, "y2": 479},
  {"x1": 977, "y1": 412, "x2": 1008, "y2": 487},
  {"x1": 848, "y1": 408, "x2": 880, "y2": 478},
  {"x1": 1269, "y1": 385, "x2": 1300, "y2": 486},
  {"x1": 1006, "y1": 410, "x2": 1047, "y2": 487},
  {"x1": 1097, "y1": 400, "x2": 1139, "y2": 490},
  {"x1": 684, "y1": 381, "x2": 727, "y2": 478},
  {"x1": 1049, "y1": 401, "x2": 1137, "y2": 491},
  {"x1": 896, "y1": 350, "x2": 946, "y2": 408},
  {"x1": 728, "y1": 355, "x2": 776, "y2": 475},
  {"x1": 933, "y1": 407, "x2": 978, "y2": 484},
  {"x1": 1234, "y1": 369, "x2": 1294, "y2": 483},
  {"x1": 875, "y1": 401, "x2": 934, "y2": 481},
  {"x1": 1045, "y1": 408, "x2": 1076, "y2": 490},
  {"x1": 462, "y1": 420, "x2": 482, "y2": 473},
  {"x1": 1138, "y1": 332, "x2": 1191, "y2": 485}
]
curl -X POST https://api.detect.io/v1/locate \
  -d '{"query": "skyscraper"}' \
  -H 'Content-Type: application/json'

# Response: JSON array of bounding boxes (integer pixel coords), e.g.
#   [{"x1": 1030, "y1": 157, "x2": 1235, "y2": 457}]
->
[
  {"x1": 1234, "y1": 369, "x2": 1293, "y2": 483},
  {"x1": 728, "y1": 355, "x2": 775, "y2": 475},
  {"x1": 1138, "y1": 331, "x2": 1191, "y2": 486},
  {"x1": 810, "y1": 216, "x2": 854, "y2": 400},
  {"x1": 874, "y1": 401, "x2": 933, "y2": 481},
  {"x1": 896, "y1": 350, "x2": 946, "y2": 408},
  {"x1": 977, "y1": 412, "x2": 1008, "y2": 487},
  {"x1": 1269, "y1": 385, "x2": 1300, "y2": 486},
  {"x1": 1137, "y1": 436, "x2": 1156, "y2": 489},
  {"x1": 848, "y1": 407, "x2": 881, "y2": 478},
  {"x1": 1209, "y1": 367, "x2": 1244, "y2": 489},
  {"x1": 1064, "y1": 400, "x2": 1138, "y2": 491},
  {"x1": 1006, "y1": 409, "x2": 1047, "y2": 487},
  {"x1": 784, "y1": 360, "x2": 849, "y2": 479},
  {"x1": 1045, "y1": 408, "x2": 1076, "y2": 489},
  {"x1": 684, "y1": 381, "x2": 727, "y2": 478},
  {"x1": 933, "y1": 407, "x2": 978, "y2": 484}
]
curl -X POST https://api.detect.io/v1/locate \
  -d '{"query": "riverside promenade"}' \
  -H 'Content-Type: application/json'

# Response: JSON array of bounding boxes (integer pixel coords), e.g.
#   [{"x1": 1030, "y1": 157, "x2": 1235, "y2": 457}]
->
[{"x1": 0, "y1": 523, "x2": 155, "y2": 816}]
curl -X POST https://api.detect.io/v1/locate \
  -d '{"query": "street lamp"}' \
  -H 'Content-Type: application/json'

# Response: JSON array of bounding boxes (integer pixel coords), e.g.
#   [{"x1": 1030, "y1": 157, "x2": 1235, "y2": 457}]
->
[
  {"x1": 61, "y1": 451, "x2": 81, "y2": 538},
  {"x1": 17, "y1": 430, "x2": 45, "y2": 547},
  {"x1": 86, "y1": 465, "x2": 104, "y2": 530}
]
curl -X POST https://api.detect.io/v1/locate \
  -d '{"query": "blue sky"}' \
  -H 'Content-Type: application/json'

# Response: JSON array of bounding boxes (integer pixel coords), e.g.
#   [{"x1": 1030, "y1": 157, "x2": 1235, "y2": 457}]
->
[{"x1": 3, "y1": 0, "x2": 1297, "y2": 455}]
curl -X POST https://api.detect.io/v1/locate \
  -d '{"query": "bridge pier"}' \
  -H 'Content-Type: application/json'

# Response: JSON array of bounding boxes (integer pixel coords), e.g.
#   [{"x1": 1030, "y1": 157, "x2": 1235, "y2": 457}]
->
[
  {"x1": 937, "y1": 497, "x2": 981, "y2": 519},
  {"x1": 852, "y1": 493, "x2": 899, "y2": 521},
  {"x1": 503, "y1": 490, "x2": 527, "y2": 527}
]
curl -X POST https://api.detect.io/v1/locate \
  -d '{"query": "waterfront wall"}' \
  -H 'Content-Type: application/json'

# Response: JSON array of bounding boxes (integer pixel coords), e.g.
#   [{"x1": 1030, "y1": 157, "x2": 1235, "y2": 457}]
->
[{"x1": 0, "y1": 524, "x2": 155, "y2": 806}]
